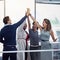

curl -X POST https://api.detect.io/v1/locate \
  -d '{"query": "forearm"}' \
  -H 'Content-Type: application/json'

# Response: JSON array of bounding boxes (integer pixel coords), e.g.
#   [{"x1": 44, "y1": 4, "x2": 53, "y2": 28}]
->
[
  {"x1": 13, "y1": 15, "x2": 27, "y2": 28},
  {"x1": 30, "y1": 14, "x2": 36, "y2": 22},
  {"x1": 0, "y1": 32, "x2": 4, "y2": 43},
  {"x1": 27, "y1": 17, "x2": 31, "y2": 29},
  {"x1": 50, "y1": 30, "x2": 57, "y2": 42}
]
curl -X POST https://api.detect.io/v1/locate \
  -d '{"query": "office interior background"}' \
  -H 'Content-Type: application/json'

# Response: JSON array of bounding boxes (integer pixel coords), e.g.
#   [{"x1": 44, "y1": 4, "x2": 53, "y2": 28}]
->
[{"x1": 0, "y1": 0, "x2": 60, "y2": 60}]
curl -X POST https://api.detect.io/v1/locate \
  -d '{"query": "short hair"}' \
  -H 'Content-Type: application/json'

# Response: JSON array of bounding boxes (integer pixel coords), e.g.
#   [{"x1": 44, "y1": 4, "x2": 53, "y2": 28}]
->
[
  {"x1": 3, "y1": 16, "x2": 9, "y2": 24},
  {"x1": 32, "y1": 21, "x2": 38, "y2": 30},
  {"x1": 32, "y1": 21, "x2": 35, "y2": 25}
]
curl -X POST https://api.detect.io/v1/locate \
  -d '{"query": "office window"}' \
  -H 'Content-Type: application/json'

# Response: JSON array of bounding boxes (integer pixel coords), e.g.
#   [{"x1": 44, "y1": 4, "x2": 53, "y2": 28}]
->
[
  {"x1": 0, "y1": 0, "x2": 4, "y2": 56},
  {"x1": 6, "y1": 0, "x2": 35, "y2": 23},
  {"x1": 36, "y1": 3, "x2": 60, "y2": 42},
  {"x1": 0, "y1": 1, "x2": 4, "y2": 29}
]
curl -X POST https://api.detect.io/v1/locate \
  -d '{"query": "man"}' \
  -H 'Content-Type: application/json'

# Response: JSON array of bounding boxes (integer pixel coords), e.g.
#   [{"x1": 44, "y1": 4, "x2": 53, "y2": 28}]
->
[{"x1": 0, "y1": 10, "x2": 29, "y2": 60}]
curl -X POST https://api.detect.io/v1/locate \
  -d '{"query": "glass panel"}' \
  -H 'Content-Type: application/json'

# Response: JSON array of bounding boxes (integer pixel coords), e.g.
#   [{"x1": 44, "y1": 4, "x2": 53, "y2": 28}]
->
[
  {"x1": 6, "y1": 0, "x2": 34, "y2": 23},
  {"x1": 36, "y1": 3, "x2": 60, "y2": 60},
  {"x1": 0, "y1": 0, "x2": 4, "y2": 59},
  {"x1": 0, "y1": 1, "x2": 4, "y2": 29},
  {"x1": 36, "y1": 3, "x2": 60, "y2": 42}
]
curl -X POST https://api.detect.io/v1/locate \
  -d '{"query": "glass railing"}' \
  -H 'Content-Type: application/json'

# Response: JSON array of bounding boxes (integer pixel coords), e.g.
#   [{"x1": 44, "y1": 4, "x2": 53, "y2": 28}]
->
[{"x1": 0, "y1": 42, "x2": 60, "y2": 60}]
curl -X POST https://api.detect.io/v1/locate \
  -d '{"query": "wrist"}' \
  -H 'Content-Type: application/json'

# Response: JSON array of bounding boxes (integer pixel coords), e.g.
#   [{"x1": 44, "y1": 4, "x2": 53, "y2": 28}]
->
[{"x1": 25, "y1": 13, "x2": 28, "y2": 17}]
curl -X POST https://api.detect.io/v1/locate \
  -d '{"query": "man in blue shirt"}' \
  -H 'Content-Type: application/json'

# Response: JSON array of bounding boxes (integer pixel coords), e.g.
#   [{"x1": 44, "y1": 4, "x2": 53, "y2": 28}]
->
[{"x1": 0, "y1": 11, "x2": 29, "y2": 60}]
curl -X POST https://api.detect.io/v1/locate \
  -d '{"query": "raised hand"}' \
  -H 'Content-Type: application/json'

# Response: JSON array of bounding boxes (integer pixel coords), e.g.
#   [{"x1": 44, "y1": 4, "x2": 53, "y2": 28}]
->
[
  {"x1": 25, "y1": 8, "x2": 30, "y2": 16},
  {"x1": 27, "y1": 8, "x2": 30, "y2": 13}
]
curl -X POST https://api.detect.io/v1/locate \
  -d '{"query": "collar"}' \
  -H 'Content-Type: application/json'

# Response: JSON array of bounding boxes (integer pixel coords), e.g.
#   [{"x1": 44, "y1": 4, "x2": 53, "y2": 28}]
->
[{"x1": 4, "y1": 24, "x2": 11, "y2": 26}]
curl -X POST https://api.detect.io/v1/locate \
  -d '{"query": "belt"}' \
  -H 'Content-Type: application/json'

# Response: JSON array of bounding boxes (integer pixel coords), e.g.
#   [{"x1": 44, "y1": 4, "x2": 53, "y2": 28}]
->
[
  {"x1": 4, "y1": 45, "x2": 16, "y2": 47},
  {"x1": 30, "y1": 45, "x2": 39, "y2": 47},
  {"x1": 41, "y1": 40, "x2": 48, "y2": 42}
]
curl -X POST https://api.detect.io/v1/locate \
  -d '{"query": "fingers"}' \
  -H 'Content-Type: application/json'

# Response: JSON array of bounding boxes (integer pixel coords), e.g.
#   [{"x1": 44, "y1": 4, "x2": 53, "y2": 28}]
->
[
  {"x1": 26, "y1": 8, "x2": 30, "y2": 16},
  {"x1": 27, "y1": 8, "x2": 30, "y2": 13}
]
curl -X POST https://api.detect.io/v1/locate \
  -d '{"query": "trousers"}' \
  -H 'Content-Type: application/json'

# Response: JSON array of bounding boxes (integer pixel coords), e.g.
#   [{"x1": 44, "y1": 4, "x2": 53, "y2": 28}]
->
[{"x1": 2, "y1": 45, "x2": 17, "y2": 60}]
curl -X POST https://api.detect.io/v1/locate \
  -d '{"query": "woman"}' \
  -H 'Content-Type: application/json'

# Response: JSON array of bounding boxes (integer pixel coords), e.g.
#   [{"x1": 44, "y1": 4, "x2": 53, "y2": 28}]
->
[
  {"x1": 17, "y1": 22, "x2": 27, "y2": 60},
  {"x1": 29, "y1": 14, "x2": 57, "y2": 60},
  {"x1": 27, "y1": 15, "x2": 40, "y2": 60},
  {"x1": 39, "y1": 18, "x2": 57, "y2": 60}
]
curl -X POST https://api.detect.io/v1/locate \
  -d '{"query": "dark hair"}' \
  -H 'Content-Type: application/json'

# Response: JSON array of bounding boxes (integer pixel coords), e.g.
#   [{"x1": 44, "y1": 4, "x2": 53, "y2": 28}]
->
[
  {"x1": 3, "y1": 16, "x2": 9, "y2": 24},
  {"x1": 32, "y1": 21, "x2": 35, "y2": 25},
  {"x1": 32, "y1": 21, "x2": 38, "y2": 30},
  {"x1": 44, "y1": 18, "x2": 51, "y2": 31}
]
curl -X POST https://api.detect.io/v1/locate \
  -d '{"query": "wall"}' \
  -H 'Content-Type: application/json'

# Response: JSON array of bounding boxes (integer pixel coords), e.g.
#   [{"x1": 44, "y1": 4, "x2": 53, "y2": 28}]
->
[{"x1": 0, "y1": 0, "x2": 35, "y2": 56}]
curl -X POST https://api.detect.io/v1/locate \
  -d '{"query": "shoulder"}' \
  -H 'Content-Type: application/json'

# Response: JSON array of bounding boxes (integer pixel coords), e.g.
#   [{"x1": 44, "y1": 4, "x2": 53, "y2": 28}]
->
[{"x1": 1, "y1": 26, "x2": 5, "y2": 31}]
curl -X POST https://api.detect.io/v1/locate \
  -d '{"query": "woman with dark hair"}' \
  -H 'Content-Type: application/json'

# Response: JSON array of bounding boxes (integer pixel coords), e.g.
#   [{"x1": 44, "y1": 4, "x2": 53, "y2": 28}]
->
[
  {"x1": 39, "y1": 18, "x2": 57, "y2": 60},
  {"x1": 29, "y1": 14, "x2": 57, "y2": 60},
  {"x1": 39, "y1": 18, "x2": 57, "y2": 42},
  {"x1": 27, "y1": 12, "x2": 40, "y2": 60}
]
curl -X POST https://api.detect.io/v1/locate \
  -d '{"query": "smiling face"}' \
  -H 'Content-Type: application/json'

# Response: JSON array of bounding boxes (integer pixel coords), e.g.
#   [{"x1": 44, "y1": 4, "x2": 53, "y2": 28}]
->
[
  {"x1": 42, "y1": 20, "x2": 47, "y2": 28},
  {"x1": 42, "y1": 18, "x2": 51, "y2": 31}
]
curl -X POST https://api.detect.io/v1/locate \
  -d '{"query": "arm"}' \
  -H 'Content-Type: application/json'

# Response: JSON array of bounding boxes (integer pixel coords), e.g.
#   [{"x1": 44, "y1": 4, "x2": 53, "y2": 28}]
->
[
  {"x1": 25, "y1": 31, "x2": 29, "y2": 41},
  {"x1": 29, "y1": 14, "x2": 42, "y2": 30},
  {"x1": 29, "y1": 14, "x2": 36, "y2": 22},
  {"x1": 0, "y1": 31, "x2": 4, "y2": 43},
  {"x1": 27, "y1": 16, "x2": 31, "y2": 30},
  {"x1": 13, "y1": 15, "x2": 27, "y2": 29},
  {"x1": 50, "y1": 30, "x2": 57, "y2": 42}
]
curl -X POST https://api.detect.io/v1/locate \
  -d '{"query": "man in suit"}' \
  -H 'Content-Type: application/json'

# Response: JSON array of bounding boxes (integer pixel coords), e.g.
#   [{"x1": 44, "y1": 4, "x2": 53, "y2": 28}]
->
[{"x1": 0, "y1": 10, "x2": 29, "y2": 60}]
